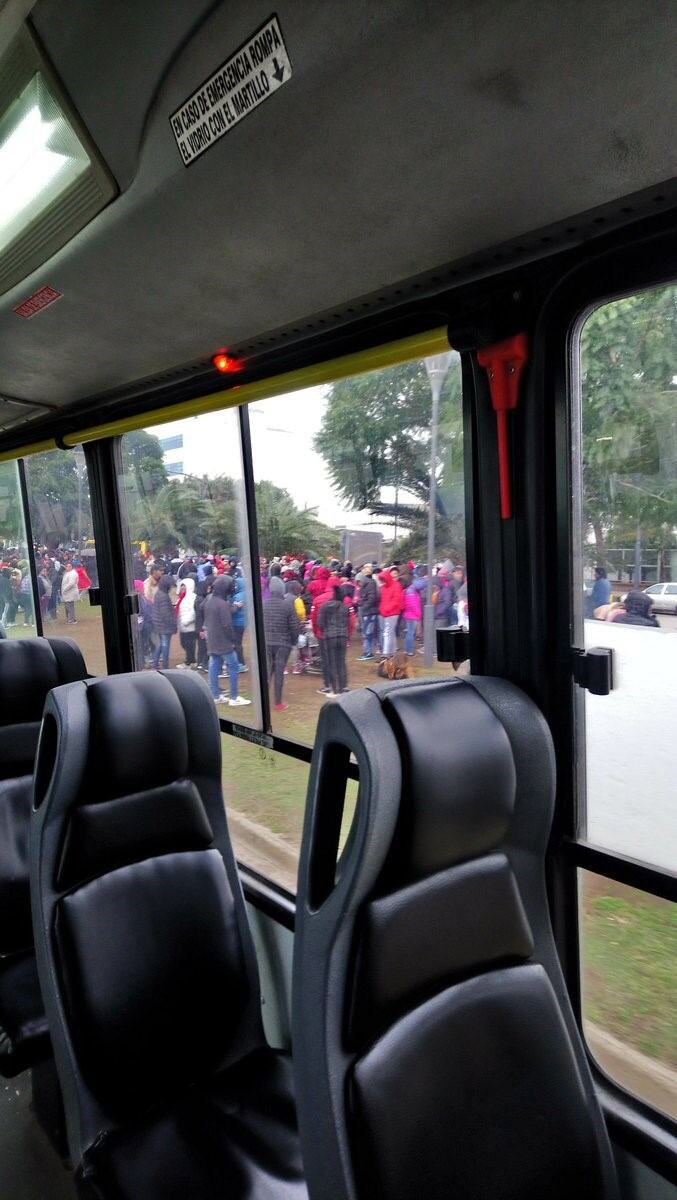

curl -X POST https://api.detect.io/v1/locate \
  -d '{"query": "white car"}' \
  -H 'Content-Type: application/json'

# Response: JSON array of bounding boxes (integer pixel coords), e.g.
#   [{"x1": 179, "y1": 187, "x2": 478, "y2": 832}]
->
[{"x1": 643, "y1": 583, "x2": 677, "y2": 614}]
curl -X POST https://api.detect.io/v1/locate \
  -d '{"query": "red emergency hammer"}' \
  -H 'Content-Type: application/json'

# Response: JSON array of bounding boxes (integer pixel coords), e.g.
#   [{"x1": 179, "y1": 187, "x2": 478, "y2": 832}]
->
[{"x1": 477, "y1": 333, "x2": 529, "y2": 519}]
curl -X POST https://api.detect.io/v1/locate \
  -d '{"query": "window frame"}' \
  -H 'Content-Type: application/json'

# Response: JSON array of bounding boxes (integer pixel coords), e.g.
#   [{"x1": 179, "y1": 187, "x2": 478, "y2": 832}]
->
[
  {"x1": 542, "y1": 231, "x2": 677, "y2": 1172},
  {"x1": 98, "y1": 337, "x2": 476, "y2": 896}
]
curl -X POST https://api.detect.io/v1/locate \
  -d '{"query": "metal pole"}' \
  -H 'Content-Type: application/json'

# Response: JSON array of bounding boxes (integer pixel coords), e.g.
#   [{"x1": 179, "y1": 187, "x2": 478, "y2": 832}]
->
[
  {"x1": 423, "y1": 376, "x2": 441, "y2": 666},
  {"x1": 17, "y1": 458, "x2": 43, "y2": 635},
  {"x1": 633, "y1": 518, "x2": 642, "y2": 587}
]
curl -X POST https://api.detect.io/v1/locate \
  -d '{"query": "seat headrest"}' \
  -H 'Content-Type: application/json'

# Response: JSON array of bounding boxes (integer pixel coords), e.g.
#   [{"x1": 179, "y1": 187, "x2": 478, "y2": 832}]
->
[
  {"x1": 84, "y1": 673, "x2": 190, "y2": 802},
  {"x1": 0, "y1": 638, "x2": 87, "y2": 727},
  {"x1": 382, "y1": 681, "x2": 517, "y2": 881}
]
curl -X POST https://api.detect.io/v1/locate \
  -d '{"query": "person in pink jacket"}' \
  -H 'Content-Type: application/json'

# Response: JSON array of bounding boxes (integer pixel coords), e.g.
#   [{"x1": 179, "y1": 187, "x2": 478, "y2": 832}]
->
[
  {"x1": 402, "y1": 579, "x2": 423, "y2": 655},
  {"x1": 379, "y1": 566, "x2": 404, "y2": 657}
]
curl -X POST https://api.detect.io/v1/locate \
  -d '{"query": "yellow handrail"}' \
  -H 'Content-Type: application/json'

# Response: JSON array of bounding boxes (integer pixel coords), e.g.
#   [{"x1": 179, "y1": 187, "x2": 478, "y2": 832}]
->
[{"x1": 0, "y1": 326, "x2": 451, "y2": 461}]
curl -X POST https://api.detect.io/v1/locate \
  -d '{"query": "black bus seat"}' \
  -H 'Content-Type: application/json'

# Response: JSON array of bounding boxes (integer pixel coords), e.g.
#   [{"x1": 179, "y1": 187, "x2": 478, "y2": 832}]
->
[
  {"x1": 0, "y1": 637, "x2": 88, "y2": 1076},
  {"x1": 292, "y1": 676, "x2": 620, "y2": 1200},
  {"x1": 30, "y1": 670, "x2": 307, "y2": 1200}
]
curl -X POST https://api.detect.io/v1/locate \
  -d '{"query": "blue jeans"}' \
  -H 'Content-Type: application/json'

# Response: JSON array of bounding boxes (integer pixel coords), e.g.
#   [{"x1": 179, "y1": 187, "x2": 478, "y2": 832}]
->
[
  {"x1": 382, "y1": 615, "x2": 399, "y2": 657},
  {"x1": 153, "y1": 631, "x2": 172, "y2": 669},
  {"x1": 209, "y1": 651, "x2": 239, "y2": 699},
  {"x1": 405, "y1": 618, "x2": 418, "y2": 655},
  {"x1": 362, "y1": 613, "x2": 377, "y2": 656}
]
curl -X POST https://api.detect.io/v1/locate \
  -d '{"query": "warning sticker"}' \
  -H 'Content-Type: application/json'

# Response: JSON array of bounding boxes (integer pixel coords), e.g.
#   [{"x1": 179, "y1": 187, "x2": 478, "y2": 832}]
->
[
  {"x1": 170, "y1": 14, "x2": 292, "y2": 166},
  {"x1": 14, "y1": 285, "x2": 62, "y2": 319}
]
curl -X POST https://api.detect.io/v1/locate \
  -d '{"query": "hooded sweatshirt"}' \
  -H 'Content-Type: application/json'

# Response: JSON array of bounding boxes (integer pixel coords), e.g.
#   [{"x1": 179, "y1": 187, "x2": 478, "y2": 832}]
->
[
  {"x1": 203, "y1": 574, "x2": 236, "y2": 654},
  {"x1": 152, "y1": 575, "x2": 177, "y2": 633},
  {"x1": 176, "y1": 575, "x2": 197, "y2": 632},
  {"x1": 264, "y1": 576, "x2": 301, "y2": 647},
  {"x1": 231, "y1": 574, "x2": 248, "y2": 629},
  {"x1": 378, "y1": 570, "x2": 404, "y2": 618}
]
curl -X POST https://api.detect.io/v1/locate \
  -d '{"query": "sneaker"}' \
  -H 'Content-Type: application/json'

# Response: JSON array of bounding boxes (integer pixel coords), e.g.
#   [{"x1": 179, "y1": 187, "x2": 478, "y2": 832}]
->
[
  {"x1": 219, "y1": 671, "x2": 228, "y2": 678},
  {"x1": 238, "y1": 664, "x2": 248, "y2": 672},
  {"x1": 356, "y1": 654, "x2": 373, "y2": 661},
  {"x1": 274, "y1": 702, "x2": 289, "y2": 712},
  {"x1": 325, "y1": 691, "x2": 338, "y2": 699},
  {"x1": 229, "y1": 696, "x2": 252, "y2": 706},
  {"x1": 175, "y1": 663, "x2": 188, "y2": 669},
  {"x1": 214, "y1": 695, "x2": 228, "y2": 704},
  {"x1": 317, "y1": 687, "x2": 330, "y2": 695},
  {"x1": 340, "y1": 687, "x2": 350, "y2": 693},
  {"x1": 292, "y1": 665, "x2": 303, "y2": 674}
]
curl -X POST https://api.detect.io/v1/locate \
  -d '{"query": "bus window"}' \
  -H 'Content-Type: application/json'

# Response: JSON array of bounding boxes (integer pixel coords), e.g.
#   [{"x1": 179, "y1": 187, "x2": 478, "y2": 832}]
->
[
  {"x1": 576, "y1": 284, "x2": 677, "y2": 870},
  {"x1": 579, "y1": 872, "x2": 676, "y2": 1121},
  {"x1": 574, "y1": 283, "x2": 677, "y2": 1117},
  {"x1": 222, "y1": 734, "x2": 358, "y2": 894},
  {"x1": 0, "y1": 461, "x2": 38, "y2": 639},
  {"x1": 249, "y1": 351, "x2": 468, "y2": 743},
  {"x1": 118, "y1": 410, "x2": 262, "y2": 730},
  {"x1": 23, "y1": 447, "x2": 107, "y2": 674}
]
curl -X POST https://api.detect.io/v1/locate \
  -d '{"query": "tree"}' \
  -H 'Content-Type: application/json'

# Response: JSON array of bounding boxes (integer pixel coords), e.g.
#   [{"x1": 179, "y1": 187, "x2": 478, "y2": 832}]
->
[
  {"x1": 121, "y1": 430, "x2": 168, "y2": 498},
  {"x1": 254, "y1": 480, "x2": 339, "y2": 560},
  {"x1": 314, "y1": 357, "x2": 465, "y2": 562},
  {"x1": 23, "y1": 448, "x2": 91, "y2": 547},
  {"x1": 0, "y1": 461, "x2": 28, "y2": 550},
  {"x1": 581, "y1": 285, "x2": 677, "y2": 575}
]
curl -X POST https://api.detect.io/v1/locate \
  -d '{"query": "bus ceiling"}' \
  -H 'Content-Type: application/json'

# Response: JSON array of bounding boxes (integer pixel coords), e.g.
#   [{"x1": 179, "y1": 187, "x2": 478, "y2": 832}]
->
[{"x1": 0, "y1": 0, "x2": 675, "y2": 435}]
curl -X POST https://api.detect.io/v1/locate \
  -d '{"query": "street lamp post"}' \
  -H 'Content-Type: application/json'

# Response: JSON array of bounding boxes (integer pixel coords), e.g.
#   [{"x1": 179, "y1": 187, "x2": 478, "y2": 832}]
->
[{"x1": 423, "y1": 352, "x2": 455, "y2": 666}]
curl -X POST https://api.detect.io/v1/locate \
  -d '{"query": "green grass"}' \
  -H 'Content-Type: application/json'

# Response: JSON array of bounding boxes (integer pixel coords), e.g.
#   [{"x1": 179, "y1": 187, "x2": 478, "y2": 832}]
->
[
  {"x1": 582, "y1": 882, "x2": 676, "y2": 1067},
  {"x1": 221, "y1": 734, "x2": 358, "y2": 856}
]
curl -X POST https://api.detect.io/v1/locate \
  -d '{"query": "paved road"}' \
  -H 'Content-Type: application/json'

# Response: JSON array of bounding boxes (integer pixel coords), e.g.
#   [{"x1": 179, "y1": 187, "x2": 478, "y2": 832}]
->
[{"x1": 584, "y1": 615, "x2": 677, "y2": 873}]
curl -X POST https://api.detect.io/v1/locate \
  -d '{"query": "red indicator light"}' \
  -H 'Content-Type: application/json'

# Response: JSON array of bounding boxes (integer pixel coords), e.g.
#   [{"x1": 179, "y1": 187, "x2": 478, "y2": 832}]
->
[{"x1": 212, "y1": 351, "x2": 241, "y2": 373}]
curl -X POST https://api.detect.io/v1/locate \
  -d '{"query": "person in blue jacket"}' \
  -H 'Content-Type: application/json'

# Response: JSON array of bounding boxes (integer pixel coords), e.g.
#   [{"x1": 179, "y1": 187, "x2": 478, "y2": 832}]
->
[
  {"x1": 231, "y1": 571, "x2": 248, "y2": 672},
  {"x1": 586, "y1": 567, "x2": 611, "y2": 618}
]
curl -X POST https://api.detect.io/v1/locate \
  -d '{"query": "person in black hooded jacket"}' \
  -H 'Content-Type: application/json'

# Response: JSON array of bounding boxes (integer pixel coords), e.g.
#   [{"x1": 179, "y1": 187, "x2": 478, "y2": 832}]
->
[
  {"x1": 203, "y1": 574, "x2": 251, "y2": 707},
  {"x1": 152, "y1": 574, "x2": 176, "y2": 669}
]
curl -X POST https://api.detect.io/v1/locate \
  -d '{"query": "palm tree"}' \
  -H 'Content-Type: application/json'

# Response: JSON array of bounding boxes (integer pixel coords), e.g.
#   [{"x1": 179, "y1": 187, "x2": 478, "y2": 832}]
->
[{"x1": 254, "y1": 481, "x2": 339, "y2": 559}]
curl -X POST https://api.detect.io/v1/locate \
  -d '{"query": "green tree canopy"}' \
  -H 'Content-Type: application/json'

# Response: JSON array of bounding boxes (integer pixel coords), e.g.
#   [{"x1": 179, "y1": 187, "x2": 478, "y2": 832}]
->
[
  {"x1": 314, "y1": 356, "x2": 465, "y2": 562},
  {"x1": 0, "y1": 461, "x2": 28, "y2": 550},
  {"x1": 254, "y1": 480, "x2": 339, "y2": 560},
  {"x1": 121, "y1": 430, "x2": 168, "y2": 498},
  {"x1": 581, "y1": 284, "x2": 677, "y2": 574}
]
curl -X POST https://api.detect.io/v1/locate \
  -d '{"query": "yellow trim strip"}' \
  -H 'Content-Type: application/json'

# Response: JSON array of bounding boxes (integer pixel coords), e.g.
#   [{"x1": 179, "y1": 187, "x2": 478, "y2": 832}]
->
[
  {"x1": 0, "y1": 326, "x2": 451, "y2": 461},
  {"x1": 0, "y1": 438, "x2": 58, "y2": 463}
]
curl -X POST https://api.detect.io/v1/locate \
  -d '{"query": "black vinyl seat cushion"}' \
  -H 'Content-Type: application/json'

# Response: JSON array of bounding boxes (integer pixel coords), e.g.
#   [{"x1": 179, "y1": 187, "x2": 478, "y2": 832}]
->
[
  {"x1": 78, "y1": 1050, "x2": 306, "y2": 1200},
  {"x1": 0, "y1": 637, "x2": 88, "y2": 1077},
  {"x1": 293, "y1": 678, "x2": 620, "y2": 1200},
  {"x1": 0, "y1": 952, "x2": 50, "y2": 1077},
  {"x1": 0, "y1": 776, "x2": 33, "y2": 956},
  {"x1": 32, "y1": 671, "x2": 308, "y2": 1197}
]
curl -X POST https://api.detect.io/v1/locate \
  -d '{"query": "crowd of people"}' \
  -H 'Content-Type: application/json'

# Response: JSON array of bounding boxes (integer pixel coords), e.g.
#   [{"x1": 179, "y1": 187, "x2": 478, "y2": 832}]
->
[
  {"x1": 132, "y1": 549, "x2": 468, "y2": 708},
  {"x1": 0, "y1": 548, "x2": 93, "y2": 629}
]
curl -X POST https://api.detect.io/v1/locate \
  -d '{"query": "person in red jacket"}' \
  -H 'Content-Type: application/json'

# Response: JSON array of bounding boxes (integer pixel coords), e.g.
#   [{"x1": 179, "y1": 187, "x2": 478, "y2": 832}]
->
[
  {"x1": 379, "y1": 565, "x2": 404, "y2": 657},
  {"x1": 310, "y1": 567, "x2": 336, "y2": 695}
]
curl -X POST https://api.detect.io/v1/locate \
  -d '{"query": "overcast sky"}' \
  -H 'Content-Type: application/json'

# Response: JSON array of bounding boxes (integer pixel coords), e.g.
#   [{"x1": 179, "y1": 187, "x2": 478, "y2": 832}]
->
[{"x1": 152, "y1": 385, "x2": 416, "y2": 534}]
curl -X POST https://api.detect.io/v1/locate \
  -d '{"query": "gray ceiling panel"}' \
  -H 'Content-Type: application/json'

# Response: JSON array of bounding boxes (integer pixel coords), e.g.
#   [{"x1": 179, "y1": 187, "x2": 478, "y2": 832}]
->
[{"x1": 0, "y1": 0, "x2": 676, "y2": 407}]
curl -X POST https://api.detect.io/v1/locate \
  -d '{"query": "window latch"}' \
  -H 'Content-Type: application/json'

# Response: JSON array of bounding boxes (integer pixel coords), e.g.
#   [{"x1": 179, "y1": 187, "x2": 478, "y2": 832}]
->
[
  {"x1": 436, "y1": 625, "x2": 470, "y2": 665},
  {"x1": 572, "y1": 647, "x2": 613, "y2": 695}
]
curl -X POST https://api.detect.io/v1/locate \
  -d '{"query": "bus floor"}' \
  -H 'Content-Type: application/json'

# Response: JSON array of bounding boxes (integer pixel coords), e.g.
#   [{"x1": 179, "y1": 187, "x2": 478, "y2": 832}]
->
[{"x1": 0, "y1": 1073, "x2": 76, "y2": 1199}]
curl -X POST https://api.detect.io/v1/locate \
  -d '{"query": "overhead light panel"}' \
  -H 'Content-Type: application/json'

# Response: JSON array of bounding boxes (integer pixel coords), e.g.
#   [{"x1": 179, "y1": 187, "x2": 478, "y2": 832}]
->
[{"x1": 0, "y1": 28, "x2": 116, "y2": 297}]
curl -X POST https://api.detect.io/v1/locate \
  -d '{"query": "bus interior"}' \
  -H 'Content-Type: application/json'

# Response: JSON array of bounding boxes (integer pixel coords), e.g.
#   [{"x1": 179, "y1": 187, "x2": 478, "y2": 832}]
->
[{"x1": 0, "y1": 2, "x2": 675, "y2": 1198}]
